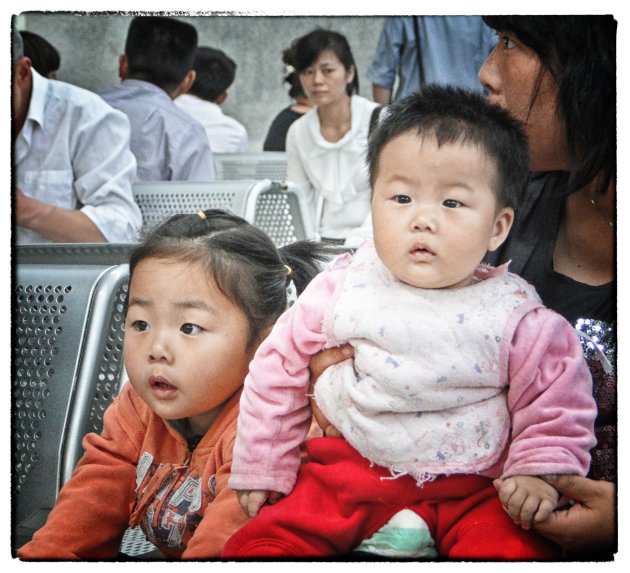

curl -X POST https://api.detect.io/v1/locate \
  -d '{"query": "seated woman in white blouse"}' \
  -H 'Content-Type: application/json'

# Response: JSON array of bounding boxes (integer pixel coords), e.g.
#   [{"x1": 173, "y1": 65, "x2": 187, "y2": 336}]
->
[{"x1": 285, "y1": 28, "x2": 380, "y2": 246}]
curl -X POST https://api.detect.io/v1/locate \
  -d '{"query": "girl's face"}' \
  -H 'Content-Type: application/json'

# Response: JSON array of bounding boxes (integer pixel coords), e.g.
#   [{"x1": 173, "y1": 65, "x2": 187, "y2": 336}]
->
[
  {"x1": 299, "y1": 48, "x2": 354, "y2": 107},
  {"x1": 124, "y1": 257, "x2": 253, "y2": 435},
  {"x1": 478, "y1": 31, "x2": 569, "y2": 172}
]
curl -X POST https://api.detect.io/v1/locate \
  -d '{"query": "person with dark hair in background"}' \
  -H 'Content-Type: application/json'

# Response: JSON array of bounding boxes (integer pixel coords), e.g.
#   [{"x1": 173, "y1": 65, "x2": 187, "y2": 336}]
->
[
  {"x1": 100, "y1": 16, "x2": 214, "y2": 182},
  {"x1": 478, "y1": 15, "x2": 616, "y2": 558},
  {"x1": 12, "y1": 26, "x2": 141, "y2": 244},
  {"x1": 263, "y1": 42, "x2": 314, "y2": 152},
  {"x1": 175, "y1": 46, "x2": 248, "y2": 153},
  {"x1": 20, "y1": 30, "x2": 60, "y2": 79},
  {"x1": 285, "y1": 28, "x2": 380, "y2": 247}
]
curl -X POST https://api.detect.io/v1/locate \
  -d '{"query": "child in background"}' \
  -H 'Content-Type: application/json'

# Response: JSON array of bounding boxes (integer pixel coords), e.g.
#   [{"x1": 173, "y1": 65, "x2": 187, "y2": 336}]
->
[
  {"x1": 18, "y1": 210, "x2": 329, "y2": 560},
  {"x1": 223, "y1": 86, "x2": 597, "y2": 559}
]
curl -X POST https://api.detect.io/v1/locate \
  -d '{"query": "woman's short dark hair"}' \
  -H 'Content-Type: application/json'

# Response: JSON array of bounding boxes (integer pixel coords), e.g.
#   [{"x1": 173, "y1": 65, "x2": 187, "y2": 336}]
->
[
  {"x1": 293, "y1": 28, "x2": 359, "y2": 96},
  {"x1": 367, "y1": 85, "x2": 529, "y2": 211},
  {"x1": 482, "y1": 15, "x2": 616, "y2": 197}
]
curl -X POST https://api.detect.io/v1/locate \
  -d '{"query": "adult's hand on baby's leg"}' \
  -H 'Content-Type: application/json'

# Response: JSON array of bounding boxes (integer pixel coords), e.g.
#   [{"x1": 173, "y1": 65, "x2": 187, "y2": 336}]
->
[
  {"x1": 308, "y1": 345, "x2": 354, "y2": 438},
  {"x1": 494, "y1": 475, "x2": 559, "y2": 529},
  {"x1": 236, "y1": 489, "x2": 283, "y2": 518}
]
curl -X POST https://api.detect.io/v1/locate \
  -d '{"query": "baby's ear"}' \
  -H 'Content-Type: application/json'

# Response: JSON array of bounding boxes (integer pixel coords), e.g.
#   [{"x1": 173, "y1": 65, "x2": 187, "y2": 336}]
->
[{"x1": 487, "y1": 207, "x2": 514, "y2": 252}]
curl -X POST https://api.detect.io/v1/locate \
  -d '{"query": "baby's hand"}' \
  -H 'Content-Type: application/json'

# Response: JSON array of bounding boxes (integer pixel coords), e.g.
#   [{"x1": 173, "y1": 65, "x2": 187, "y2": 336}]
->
[
  {"x1": 494, "y1": 475, "x2": 560, "y2": 530},
  {"x1": 236, "y1": 489, "x2": 284, "y2": 518}
]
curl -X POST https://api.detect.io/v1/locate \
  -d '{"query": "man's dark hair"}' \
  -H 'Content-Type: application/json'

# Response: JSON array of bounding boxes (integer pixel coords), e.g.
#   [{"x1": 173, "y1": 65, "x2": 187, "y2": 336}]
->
[
  {"x1": 367, "y1": 85, "x2": 529, "y2": 211},
  {"x1": 124, "y1": 16, "x2": 198, "y2": 92},
  {"x1": 482, "y1": 15, "x2": 616, "y2": 197},
  {"x1": 188, "y1": 46, "x2": 236, "y2": 102},
  {"x1": 21, "y1": 30, "x2": 60, "y2": 77}
]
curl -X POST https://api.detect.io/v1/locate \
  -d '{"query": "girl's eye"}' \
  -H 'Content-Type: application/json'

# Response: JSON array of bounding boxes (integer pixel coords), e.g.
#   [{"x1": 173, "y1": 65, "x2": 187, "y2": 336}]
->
[
  {"x1": 394, "y1": 195, "x2": 411, "y2": 204},
  {"x1": 443, "y1": 199, "x2": 462, "y2": 208},
  {"x1": 181, "y1": 323, "x2": 202, "y2": 336},
  {"x1": 131, "y1": 320, "x2": 149, "y2": 332}
]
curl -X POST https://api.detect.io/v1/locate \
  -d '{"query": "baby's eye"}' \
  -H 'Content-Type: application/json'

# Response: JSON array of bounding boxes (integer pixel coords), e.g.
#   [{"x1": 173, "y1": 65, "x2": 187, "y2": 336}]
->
[
  {"x1": 443, "y1": 199, "x2": 462, "y2": 208},
  {"x1": 394, "y1": 195, "x2": 411, "y2": 204},
  {"x1": 181, "y1": 323, "x2": 202, "y2": 336},
  {"x1": 131, "y1": 320, "x2": 149, "y2": 332}
]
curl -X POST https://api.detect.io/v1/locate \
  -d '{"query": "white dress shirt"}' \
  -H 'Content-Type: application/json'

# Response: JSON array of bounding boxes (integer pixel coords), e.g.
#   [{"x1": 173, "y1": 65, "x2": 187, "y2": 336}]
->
[
  {"x1": 100, "y1": 80, "x2": 215, "y2": 182},
  {"x1": 286, "y1": 95, "x2": 379, "y2": 244},
  {"x1": 175, "y1": 94, "x2": 248, "y2": 153},
  {"x1": 14, "y1": 69, "x2": 142, "y2": 244}
]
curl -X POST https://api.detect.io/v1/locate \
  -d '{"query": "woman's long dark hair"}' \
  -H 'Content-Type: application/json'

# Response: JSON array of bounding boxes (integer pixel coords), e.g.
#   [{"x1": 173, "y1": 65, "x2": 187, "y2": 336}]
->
[{"x1": 483, "y1": 15, "x2": 616, "y2": 196}]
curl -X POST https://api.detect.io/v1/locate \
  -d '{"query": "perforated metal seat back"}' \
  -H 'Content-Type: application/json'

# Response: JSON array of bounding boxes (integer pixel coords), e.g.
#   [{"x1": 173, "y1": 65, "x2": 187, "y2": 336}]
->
[
  {"x1": 132, "y1": 179, "x2": 252, "y2": 231},
  {"x1": 133, "y1": 179, "x2": 316, "y2": 247},
  {"x1": 12, "y1": 245, "x2": 130, "y2": 551},
  {"x1": 213, "y1": 152, "x2": 287, "y2": 181}
]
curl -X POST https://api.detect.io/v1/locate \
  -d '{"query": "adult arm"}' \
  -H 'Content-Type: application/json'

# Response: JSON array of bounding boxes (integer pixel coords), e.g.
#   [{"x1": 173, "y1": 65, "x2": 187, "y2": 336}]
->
[
  {"x1": 532, "y1": 474, "x2": 616, "y2": 554},
  {"x1": 17, "y1": 385, "x2": 144, "y2": 559},
  {"x1": 372, "y1": 84, "x2": 392, "y2": 106},
  {"x1": 308, "y1": 344, "x2": 354, "y2": 437},
  {"x1": 367, "y1": 17, "x2": 403, "y2": 97},
  {"x1": 285, "y1": 120, "x2": 319, "y2": 224},
  {"x1": 68, "y1": 104, "x2": 141, "y2": 243},
  {"x1": 15, "y1": 188, "x2": 107, "y2": 242}
]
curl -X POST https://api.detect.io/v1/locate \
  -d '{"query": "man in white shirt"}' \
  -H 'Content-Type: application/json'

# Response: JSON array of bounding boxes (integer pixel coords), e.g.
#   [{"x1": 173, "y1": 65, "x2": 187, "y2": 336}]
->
[
  {"x1": 12, "y1": 27, "x2": 142, "y2": 244},
  {"x1": 175, "y1": 47, "x2": 248, "y2": 154}
]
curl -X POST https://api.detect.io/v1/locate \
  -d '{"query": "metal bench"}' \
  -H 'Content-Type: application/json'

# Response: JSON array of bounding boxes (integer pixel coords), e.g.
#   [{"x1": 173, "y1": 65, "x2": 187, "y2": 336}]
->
[
  {"x1": 213, "y1": 151, "x2": 287, "y2": 181},
  {"x1": 132, "y1": 178, "x2": 316, "y2": 246},
  {"x1": 12, "y1": 244, "x2": 132, "y2": 553}
]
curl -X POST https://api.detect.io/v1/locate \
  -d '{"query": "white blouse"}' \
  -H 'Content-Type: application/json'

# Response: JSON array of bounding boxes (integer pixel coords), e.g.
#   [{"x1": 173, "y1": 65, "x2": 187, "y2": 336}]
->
[{"x1": 285, "y1": 95, "x2": 379, "y2": 244}]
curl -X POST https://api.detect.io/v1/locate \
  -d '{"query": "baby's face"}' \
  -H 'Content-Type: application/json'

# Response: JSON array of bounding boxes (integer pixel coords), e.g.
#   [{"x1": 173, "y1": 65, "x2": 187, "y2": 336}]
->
[{"x1": 371, "y1": 133, "x2": 513, "y2": 289}]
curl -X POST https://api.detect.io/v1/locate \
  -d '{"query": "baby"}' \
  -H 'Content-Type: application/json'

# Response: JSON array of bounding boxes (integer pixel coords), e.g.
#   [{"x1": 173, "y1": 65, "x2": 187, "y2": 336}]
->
[{"x1": 224, "y1": 86, "x2": 597, "y2": 559}]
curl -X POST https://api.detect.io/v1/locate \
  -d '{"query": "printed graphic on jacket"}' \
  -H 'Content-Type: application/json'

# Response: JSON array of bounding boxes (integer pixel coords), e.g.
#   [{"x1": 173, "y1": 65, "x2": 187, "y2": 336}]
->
[{"x1": 131, "y1": 452, "x2": 216, "y2": 553}]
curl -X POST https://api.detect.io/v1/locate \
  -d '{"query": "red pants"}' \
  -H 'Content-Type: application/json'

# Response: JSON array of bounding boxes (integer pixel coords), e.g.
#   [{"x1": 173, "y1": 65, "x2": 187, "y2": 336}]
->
[{"x1": 222, "y1": 438, "x2": 557, "y2": 560}]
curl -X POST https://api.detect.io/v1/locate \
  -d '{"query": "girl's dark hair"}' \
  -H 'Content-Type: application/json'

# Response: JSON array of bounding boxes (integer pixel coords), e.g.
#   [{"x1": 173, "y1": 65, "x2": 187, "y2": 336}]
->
[
  {"x1": 482, "y1": 15, "x2": 616, "y2": 197},
  {"x1": 293, "y1": 28, "x2": 359, "y2": 96},
  {"x1": 367, "y1": 85, "x2": 529, "y2": 211},
  {"x1": 128, "y1": 210, "x2": 331, "y2": 350}
]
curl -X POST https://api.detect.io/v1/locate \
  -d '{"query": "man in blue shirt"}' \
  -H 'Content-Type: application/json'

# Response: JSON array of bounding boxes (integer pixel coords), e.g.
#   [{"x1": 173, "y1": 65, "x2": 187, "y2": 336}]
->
[
  {"x1": 368, "y1": 16, "x2": 496, "y2": 105},
  {"x1": 101, "y1": 16, "x2": 215, "y2": 182}
]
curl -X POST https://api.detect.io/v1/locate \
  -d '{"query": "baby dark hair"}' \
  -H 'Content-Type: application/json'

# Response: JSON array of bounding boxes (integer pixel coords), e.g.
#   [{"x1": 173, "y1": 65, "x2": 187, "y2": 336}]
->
[
  {"x1": 367, "y1": 85, "x2": 530, "y2": 210},
  {"x1": 128, "y1": 210, "x2": 331, "y2": 350}
]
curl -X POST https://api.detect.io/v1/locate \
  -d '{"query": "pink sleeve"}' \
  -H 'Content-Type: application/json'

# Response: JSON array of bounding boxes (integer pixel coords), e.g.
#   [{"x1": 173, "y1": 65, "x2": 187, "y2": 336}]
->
[
  {"x1": 502, "y1": 307, "x2": 598, "y2": 479},
  {"x1": 228, "y1": 264, "x2": 345, "y2": 495}
]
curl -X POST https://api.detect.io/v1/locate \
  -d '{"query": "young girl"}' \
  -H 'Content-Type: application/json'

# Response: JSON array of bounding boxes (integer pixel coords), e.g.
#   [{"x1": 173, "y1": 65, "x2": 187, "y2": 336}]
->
[
  {"x1": 223, "y1": 87, "x2": 598, "y2": 559},
  {"x1": 17, "y1": 209, "x2": 329, "y2": 560}
]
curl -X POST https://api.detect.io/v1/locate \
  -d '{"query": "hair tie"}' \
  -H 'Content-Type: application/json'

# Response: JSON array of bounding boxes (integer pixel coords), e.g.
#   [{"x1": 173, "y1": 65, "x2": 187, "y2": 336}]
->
[
  {"x1": 197, "y1": 211, "x2": 206, "y2": 220},
  {"x1": 284, "y1": 265, "x2": 292, "y2": 276}
]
